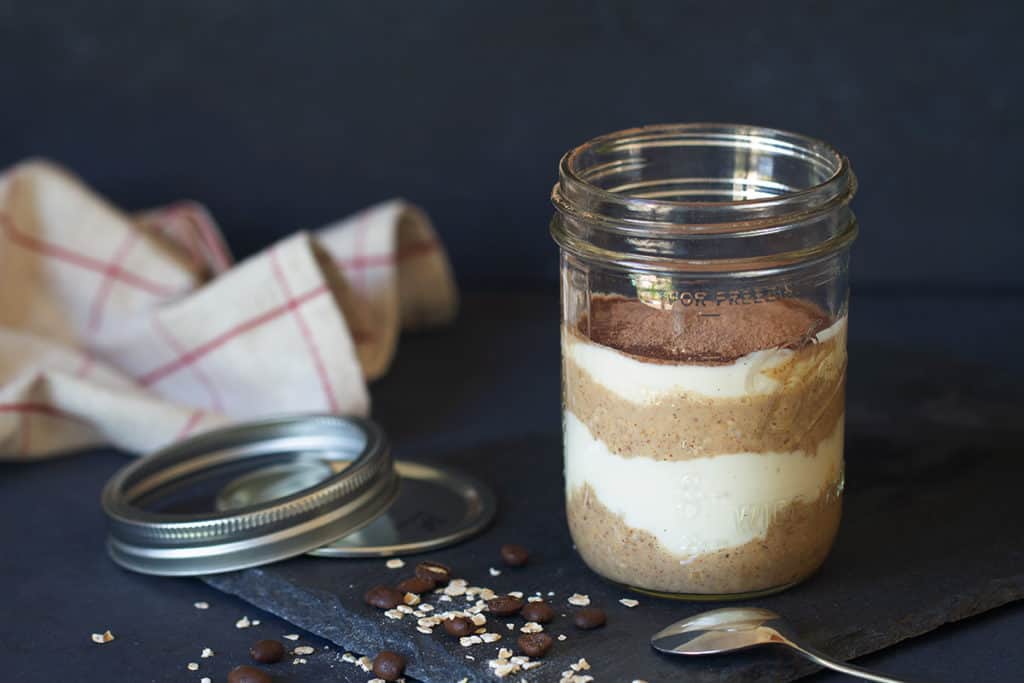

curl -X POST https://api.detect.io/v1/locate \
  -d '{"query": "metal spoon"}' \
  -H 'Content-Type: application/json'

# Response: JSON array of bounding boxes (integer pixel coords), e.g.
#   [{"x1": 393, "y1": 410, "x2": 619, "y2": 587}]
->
[{"x1": 651, "y1": 607, "x2": 912, "y2": 682}]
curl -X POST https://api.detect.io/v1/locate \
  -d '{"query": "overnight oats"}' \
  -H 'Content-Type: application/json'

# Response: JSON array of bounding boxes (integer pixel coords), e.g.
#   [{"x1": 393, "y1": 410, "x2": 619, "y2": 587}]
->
[{"x1": 551, "y1": 124, "x2": 858, "y2": 598}]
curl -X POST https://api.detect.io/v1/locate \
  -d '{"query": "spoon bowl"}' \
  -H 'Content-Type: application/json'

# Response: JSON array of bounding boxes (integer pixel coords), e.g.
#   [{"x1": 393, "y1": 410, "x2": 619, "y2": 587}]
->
[{"x1": 651, "y1": 607, "x2": 914, "y2": 683}]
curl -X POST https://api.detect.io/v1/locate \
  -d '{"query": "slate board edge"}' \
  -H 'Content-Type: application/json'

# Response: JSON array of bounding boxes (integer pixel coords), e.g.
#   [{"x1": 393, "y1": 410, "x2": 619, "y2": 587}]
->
[{"x1": 202, "y1": 569, "x2": 1024, "y2": 682}]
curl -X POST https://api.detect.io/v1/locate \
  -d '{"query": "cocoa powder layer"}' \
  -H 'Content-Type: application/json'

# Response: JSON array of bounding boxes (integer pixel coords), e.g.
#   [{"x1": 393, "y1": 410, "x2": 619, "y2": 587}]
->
[
  {"x1": 567, "y1": 483, "x2": 842, "y2": 595},
  {"x1": 563, "y1": 332, "x2": 846, "y2": 459},
  {"x1": 582, "y1": 295, "x2": 830, "y2": 365}
]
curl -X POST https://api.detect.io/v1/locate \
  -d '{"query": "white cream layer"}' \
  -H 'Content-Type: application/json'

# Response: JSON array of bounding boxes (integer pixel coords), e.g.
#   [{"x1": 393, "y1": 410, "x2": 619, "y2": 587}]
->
[
  {"x1": 565, "y1": 316, "x2": 846, "y2": 402},
  {"x1": 564, "y1": 411, "x2": 844, "y2": 556}
]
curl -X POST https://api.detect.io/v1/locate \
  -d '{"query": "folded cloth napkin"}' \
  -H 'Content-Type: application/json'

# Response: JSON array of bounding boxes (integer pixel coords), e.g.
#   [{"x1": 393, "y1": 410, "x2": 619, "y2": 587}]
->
[{"x1": 0, "y1": 161, "x2": 458, "y2": 459}]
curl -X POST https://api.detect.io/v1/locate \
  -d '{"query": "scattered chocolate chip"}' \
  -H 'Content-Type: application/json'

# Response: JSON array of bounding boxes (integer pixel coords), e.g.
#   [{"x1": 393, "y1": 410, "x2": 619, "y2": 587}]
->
[
  {"x1": 396, "y1": 576, "x2": 436, "y2": 594},
  {"x1": 372, "y1": 651, "x2": 407, "y2": 681},
  {"x1": 414, "y1": 561, "x2": 451, "y2": 586},
  {"x1": 443, "y1": 616, "x2": 476, "y2": 637},
  {"x1": 517, "y1": 632, "x2": 554, "y2": 658},
  {"x1": 227, "y1": 665, "x2": 272, "y2": 683},
  {"x1": 486, "y1": 595, "x2": 525, "y2": 617},
  {"x1": 574, "y1": 607, "x2": 607, "y2": 630},
  {"x1": 520, "y1": 601, "x2": 555, "y2": 624},
  {"x1": 364, "y1": 585, "x2": 405, "y2": 610},
  {"x1": 500, "y1": 543, "x2": 530, "y2": 567},
  {"x1": 249, "y1": 639, "x2": 285, "y2": 664}
]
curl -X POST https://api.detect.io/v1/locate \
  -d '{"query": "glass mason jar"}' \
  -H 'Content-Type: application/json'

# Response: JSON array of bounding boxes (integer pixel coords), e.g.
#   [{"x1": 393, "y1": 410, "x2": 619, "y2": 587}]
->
[{"x1": 550, "y1": 123, "x2": 857, "y2": 599}]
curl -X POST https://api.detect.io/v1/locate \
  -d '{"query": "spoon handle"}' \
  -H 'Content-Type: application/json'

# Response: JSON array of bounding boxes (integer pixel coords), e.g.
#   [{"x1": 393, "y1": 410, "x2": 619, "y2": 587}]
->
[{"x1": 785, "y1": 641, "x2": 913, "y2": 683}]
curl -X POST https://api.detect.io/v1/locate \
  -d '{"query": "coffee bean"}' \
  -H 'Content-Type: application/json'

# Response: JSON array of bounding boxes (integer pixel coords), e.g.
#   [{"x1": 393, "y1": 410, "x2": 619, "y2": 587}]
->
[
  {"x1": 396, "y1": 576, "x2": 435, "y2": 594},
  {"x1": 227, "y1": 665, "x2": 272, "y2": 683},
  {"x1": 249, "y1": 639, "x2": 285, "y2": 664},
  {"x1": 517, "y1": 632, "x2": 554, "y2": 658},
  {"x1": 486, "y1": 595, "x2": 525, "y2": 617},
  {"x1": 573, "y1": 607, "x2": 607, "y2": 630},
  {"x1": 372, "y1": 650, "x2": 407, "y2": 681},
  {"x1": 520, "y1": 601, "x2": 555, "y2": 623},
  {"x1": 414, "y1": 561, "x2": 452, "y2": 586},
  {"x1": 500, "y1": 543, "x2": 530, "y2": 567},
  {"x1": 442, "y1": 616, "x2": 475, "y2": 637},
  {"x1": 364, "y1": 585, "x2": 404, "y2": 609}
]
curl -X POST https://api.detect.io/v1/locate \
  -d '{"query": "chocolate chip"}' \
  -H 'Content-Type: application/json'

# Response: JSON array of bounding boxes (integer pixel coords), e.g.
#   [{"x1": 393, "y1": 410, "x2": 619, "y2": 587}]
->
[
  {"x1": 442, "y1": 616, "x2": 475, "y2": 637},
  {"x1": 520, "y1": 601, "x2": 555, "y2": 623},
  {"x1": 249, "y1": 639, "x2": 285, "y2": 664},
  {"x1": 486, "y1": 595, "x2": 525, "y2": 617},
  {"x1": 414, "y1": 561, "x2": 451, "y2": 586},
  {"x1": 500, "y1": 543, "x2": 530, "y2": 567},
  {"x1": 227, "y1": 665, "x2": 272, "y2": 683},
  {"x1": 364, "y1": 585, "x2": 404, "y2": 609},
  {"x1": 517, "y1": 632, "x2": 554, "y2": 658},
  {"x1": 396, "y1": 576, "x2": 435, "y2": 594},
  {"x1": 573, "y1": 607, "x2": 607, "y2": 630},
  {"x1": 372, "y1": 650, "x2": 407, "y2": 681}
]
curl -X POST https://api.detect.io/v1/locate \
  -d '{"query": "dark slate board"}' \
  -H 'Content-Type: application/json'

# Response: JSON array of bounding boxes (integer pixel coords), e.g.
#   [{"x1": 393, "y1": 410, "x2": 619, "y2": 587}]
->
[{"x1": 204, "y1": 348, "x2": 1024, "y2": 682}]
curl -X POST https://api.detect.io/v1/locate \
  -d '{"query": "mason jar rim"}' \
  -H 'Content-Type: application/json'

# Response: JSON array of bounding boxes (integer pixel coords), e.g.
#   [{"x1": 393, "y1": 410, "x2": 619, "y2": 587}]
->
[
  {"x1": 553, "y1": 122, "x2": 855, "y2": 232},
  {"x1": 550, "y1": 122, "x2": 858, "y2": 275}
]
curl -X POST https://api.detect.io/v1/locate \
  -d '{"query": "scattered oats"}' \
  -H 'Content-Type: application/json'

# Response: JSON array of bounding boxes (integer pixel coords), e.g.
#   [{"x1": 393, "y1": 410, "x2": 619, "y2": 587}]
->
[
  {"x1": 465, "y1": 655, "x2": 475, "y2": 660},
  {"x1": 520, "y1": 622, "x2": 543, "y2": 634},
  {"x1": 619, "y1": 598, "x2": 640, "y2": 608},
  {"x1": 357, "y1": 655, "x2": 373, "y2": 672},
  {"x1": 283, "y1": 633, "x2": 300, "y2": 641},
  {"x1": 470, "y1": 613, "x2": 488, "y2": 626},
  {"x1": 384, "y1": 609, "x2": 404, "y2": 620},
  {"x1": 187, "y1": 662, "x2": 199, "y2": 671},
  {"x1": 193, "y1": 601, "x2": 210, "y2": 610},
  {"x1": 444, "y1": 581, "x2": 468, "y2": 597},
  {"x1": 369, "y1": 679, "x2": 385, "y2": 683},
  {"x1": 396, "y1": 605, "x2": 415, "y2": 614},
  {"x1": 527, "y1": 596, "x2": 544, "y2": 602},
  {"x1": 413, "y1": 610, "x2": 425, "y2": 618},
  {"x1": 403, "y1": 592, "x2": 421, "y2": 606},
  {"x1": 510, "y1": 656, "x2": 529, "y2": 666},
  {"x1": 567, "y1": 593, "x2": 590, "y2": 606},
  {"x1": 419, "y1": 603, "x2": 434, "y2": 612},
  {"x1": 201, "y1": 647, "x2": 214, "y2": 658},
  {"x1": 489, "y1": 567, "x2": 502, "y2": 576},
  {"x1": 508, "y1": 591, "x2": 524, "y2": 599},
  {"x1": 342, "y1": 653, "x2": 357, "y2": 663},
  {"x1": 498, "y1": 648, "x2": 514, "y2": 659},
  {"x1": 292, "y1": 657, "x2": 307, "y2": 665},
  {"x1": 459, "y1": 635, "x2": 482, "y2": 647},
  {"x1": 251, "y1": 620, "x2": 260, "y2": 626},
  {"x1": 416, "y1": 626, "x2": 433, "y2": 635},
  {"x1": 385, "y1": 558, "x2": 405, "y2": 569},
  {"x1": 548, "y1": 591, "x2": 555, "y2": 596},
  {"x1": 481, "y1": 632, "x2": 502, "y2": 643},
  {"x1": 235, "y1": 616, "x2": 251, "y2": 629},
  {"x1": 438, "y1": 595, "x2": 453, "y2": 602},
  {"x1": 201, "y1": 678, "x2": 212, "y2": 683},
  {"x1": 467, "y1": 603, "x2": 487, "y2": 614},
  {"x1": 475, "y1": 627, "x2": 487, "y2": 635},
  {"x1": 632, "y1": 680, "x2": 650, "y2": 683},
  {"x1": 571, "y1": 658, "x2": 591, "y2": 671},
  {"x1": 557, "y1": 634, "x2": 567, "y2": 641},
  {"x1": 90, "y1": 630, "x2": 115, "y2": 644},
  {"x1": 457, "y1": 679, "x2": 468, "y2": 683},
  {"x1": 418, "y1": 617, "x2": 442, "y2": 628},
  {"x1": 492, "y1": 661, "x2": 521, "y2": 677},
  {"x1": 523, "y1": 661, "x2": 543, "y2": 670},
  {"x1": 506, "y1": 622, "x2": 515, "y2": 630},
  {"x1": 293, "y1": 646, "x2": 315, "y2": 655},
  {"x1": 478, "y1": 588, "x2": 497, "y2": 601}
]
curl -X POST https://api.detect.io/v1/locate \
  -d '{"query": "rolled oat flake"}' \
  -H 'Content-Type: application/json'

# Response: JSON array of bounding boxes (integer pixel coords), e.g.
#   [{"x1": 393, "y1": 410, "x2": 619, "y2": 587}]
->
[{"x1": 101, "y1": 415, "x2": 495, "y2": 576}]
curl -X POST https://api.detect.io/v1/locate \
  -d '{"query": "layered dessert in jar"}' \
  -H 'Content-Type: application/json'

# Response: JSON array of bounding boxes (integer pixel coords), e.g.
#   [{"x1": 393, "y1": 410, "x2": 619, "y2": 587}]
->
[{"x1": 563, "y1": 294, "x2": 846, "y2": 597}]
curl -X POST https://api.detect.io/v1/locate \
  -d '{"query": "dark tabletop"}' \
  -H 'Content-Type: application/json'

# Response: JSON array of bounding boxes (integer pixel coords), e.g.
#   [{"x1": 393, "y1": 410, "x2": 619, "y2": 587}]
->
[{"x1": 3, "y1": 291, "x2": 1023, "y2": 683}]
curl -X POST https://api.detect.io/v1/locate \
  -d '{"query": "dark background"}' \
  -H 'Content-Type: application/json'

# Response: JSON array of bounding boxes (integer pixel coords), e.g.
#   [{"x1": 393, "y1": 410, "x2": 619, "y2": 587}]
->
[{"x1": 0, "y1": 0, "x2": 1020, "y2": 290}]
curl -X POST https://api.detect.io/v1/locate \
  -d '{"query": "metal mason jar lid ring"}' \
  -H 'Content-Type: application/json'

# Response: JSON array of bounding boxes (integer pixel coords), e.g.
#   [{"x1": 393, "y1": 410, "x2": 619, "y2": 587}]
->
[{"x1": 101, "y1": 415, "x2": 399, "y2": 576}]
